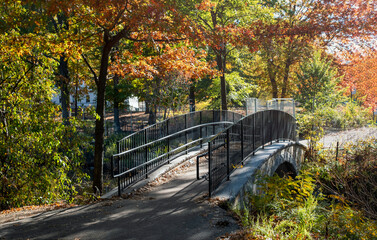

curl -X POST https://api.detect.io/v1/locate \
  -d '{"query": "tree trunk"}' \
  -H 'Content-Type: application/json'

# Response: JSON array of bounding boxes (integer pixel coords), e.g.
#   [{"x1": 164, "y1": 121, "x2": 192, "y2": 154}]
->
[
  {"x1": 54, "y1": 14, "x2": 71, "y2": 124},
  {"x1": 281, "y1": 57, "x2": 292, "y2": 98},
  {"x1": 211, "y1": 10, "x2": 227, "y2": 111},
  {"x1": 59, "y1": 56, "x2": 71, "y2": 125},
  {"x1": 145, "y1": 101, "x2": 150, "y2": 114},
  {"x1": 163, "y1": 107, "x2": 167, "y2": 120},
  {"x1": 189, "y1": 85, "x2": 196, "y2": 112},
  {"x1": 216, "y1": 53, "x2": 227, "y2": 110},
  {"x1": 74, "y1": 78, "x2": 78, "y2": 117},
  {"x1": 267, "y1": 60, "x2": 279, "y2": 98},
  {"x1": 93, "y1": 43, "x2": 112, "y2": 195},
  {"x1": 270, "y1": 77, "x2": 278, "y2": 99},
  {"x1": 113, "y1": 75, "x2": 121, "y2": 133},
  {"x1": 148, "y1": 104, "x2": 156, "y2": 124}
]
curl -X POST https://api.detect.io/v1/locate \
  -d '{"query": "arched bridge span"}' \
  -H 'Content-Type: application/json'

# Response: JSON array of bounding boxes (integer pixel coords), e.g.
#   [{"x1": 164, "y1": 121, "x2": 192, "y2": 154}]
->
[
  {"x1": 111, "y1": 109, "x2": 305, "y2": 197},
  {"x1": 111, "y1": 110, "x2": 244, "y2": 195}
]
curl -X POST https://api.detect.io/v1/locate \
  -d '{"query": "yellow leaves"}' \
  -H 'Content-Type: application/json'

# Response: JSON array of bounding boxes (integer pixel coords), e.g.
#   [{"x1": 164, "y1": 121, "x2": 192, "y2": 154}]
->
[
  {"x1": 232, "y1": 164, "x2": 243, "y2": 169},
  {"x1": 329, "y1": 194, "x2": 348, "y2": 205}
]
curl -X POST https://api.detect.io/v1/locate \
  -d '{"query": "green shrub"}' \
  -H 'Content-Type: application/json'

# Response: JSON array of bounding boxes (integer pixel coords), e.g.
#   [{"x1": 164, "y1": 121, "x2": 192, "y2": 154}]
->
[
  {"x1": 233, "y1": 171, "x2": 324, "y2": 239},
  {"x1": 0, "y1": 116, "x2": 89, "y2": 210},
  {"x1": 231, "y1": 152, "x2": 377, "y2": 240}
]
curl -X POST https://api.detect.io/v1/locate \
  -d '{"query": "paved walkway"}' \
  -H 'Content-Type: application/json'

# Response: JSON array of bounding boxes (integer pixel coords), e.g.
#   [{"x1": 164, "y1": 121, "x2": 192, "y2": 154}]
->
[
  {"x1": 0, "y1": 160, "x2": 238, "y2": 240},
  {"x1": 320, "y1": 126, "x2": 377, "y2": 148}
]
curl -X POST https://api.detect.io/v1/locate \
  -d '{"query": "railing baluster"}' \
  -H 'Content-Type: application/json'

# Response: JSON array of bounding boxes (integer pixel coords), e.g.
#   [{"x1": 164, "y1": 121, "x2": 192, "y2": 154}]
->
[
  {"x1": 226, "y1": 129, "x2": 230, "y2": 181},
  {"x1": 241, "y1": 121, "x2": 244, "y2": 162},
  {"x1": 253, "y1": 115, "x2": 255, "y2": 155},
  {"x1": 262, "y1": 111, "x2": 265, "y2": 149},
  {"x1": 199, "y1": 111, "x2": 202, "y2": 147},
  {"x1": 212, "y1": 110, "x2": 215, "y2": 135},
  {"x1": 208, "y1": 141, "x2": 212, "y2": 198},
  {"x1": 167, "y1": 119, "x2": 170, "y2": 163},
  {"x1": 112, "y1": 110, "x2": 296, "y2": 196},
  {"x1": 185, "y1": 114, "x2": 188, "y2": 154},
  {"x1": 145, "y1": 131, "x2": 148, "y2": 179},
  {"x1": 269, "y1": 112, "x2": 274, "y2": 145}
]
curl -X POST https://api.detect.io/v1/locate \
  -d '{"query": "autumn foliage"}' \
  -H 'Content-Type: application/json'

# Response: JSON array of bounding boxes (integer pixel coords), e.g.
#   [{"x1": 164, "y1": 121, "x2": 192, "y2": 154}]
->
[
  {"x1": 342, "y1": 50, "x2": 377, "y2": 110},
  {"x1": 2, "y1": 0, "x2": 377, "y2": 211}
]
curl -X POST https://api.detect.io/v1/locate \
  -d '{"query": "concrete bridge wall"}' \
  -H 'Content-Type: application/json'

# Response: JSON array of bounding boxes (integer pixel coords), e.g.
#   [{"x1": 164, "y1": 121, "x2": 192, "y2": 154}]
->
[{"x1": 213, "y1": 141, "x2": 306, "y2": 210}]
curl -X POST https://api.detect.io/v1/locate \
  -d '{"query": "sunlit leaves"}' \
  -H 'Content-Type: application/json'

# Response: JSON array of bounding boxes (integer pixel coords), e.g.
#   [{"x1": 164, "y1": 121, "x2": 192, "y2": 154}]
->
[
  {"x1": 295, "y1": 50, "x2": 344, "y2": 111},
  {"x1": 0, "y1": 3, "x2": 88, "y2": 210},
  {"x1": 341, "y1": 49, "x2": 377, "y2": 110}
]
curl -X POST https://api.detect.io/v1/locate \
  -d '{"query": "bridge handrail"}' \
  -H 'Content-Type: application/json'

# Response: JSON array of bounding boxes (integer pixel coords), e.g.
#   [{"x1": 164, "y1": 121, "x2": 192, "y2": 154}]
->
[
  {"x1": 113, "y1": 136, "x2": 212, "y2": 179},
  {"x1": 112, "y1": 110, "x2": 244, "y2": 195},
  {"x1": 116, "y1": 110, "x2": 243, "y2": 154},
  {"x1": 208, "y1": 110, "x2": 297, "y2": 196},
  {"x1": 112, "y1": 121, "x2": 233, "y2": 158}
]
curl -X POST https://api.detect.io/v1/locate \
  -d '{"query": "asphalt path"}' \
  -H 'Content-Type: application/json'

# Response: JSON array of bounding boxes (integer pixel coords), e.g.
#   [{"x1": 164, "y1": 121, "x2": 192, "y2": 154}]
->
[
  {"x1": 0, "y1": 161, "x2": 238, "y2": 240},
  {"x1": 320, "y1": 126, "x2": 377, "y2": 148}
]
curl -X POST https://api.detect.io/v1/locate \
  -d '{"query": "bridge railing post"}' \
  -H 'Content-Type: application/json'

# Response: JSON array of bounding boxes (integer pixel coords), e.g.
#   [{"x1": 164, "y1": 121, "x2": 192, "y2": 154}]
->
[
  {"x1": 145, "y1": 131, "x2": 148, "y2": 179},
  {"x1": 241, "y1": 121, "x2": 244, "y2": 163},
  {"x1": 118, "y1": 172, "x2": 121, "y2": 197},
  {"x1": 167, "y1": 119, "x2": 170, "y2": 163},
  {"x1": 199, "y1": 111, "x2": 202, "y2": 147},
  {"x1": 268, "y1": 112, "x2": 274, "y2": 145},
  {"x1": 262, "y1": 111, "x2": 265, "y2": 149},
  {"x1": 253, "y1": 115, "x2": 255, "y2": 155},
  {"x1": 212, "y1": 110, "x2": 215, "y2": 135},
  {"x1": 208, "y1": 141, "x2": 212, "y2": 198},
  {"x1": 276, "y1": 111, "x2": 279, "y2": 143},
  {"x1": 226, "y1": 129, "x2": 230, "y2": 181},
  {"x1": 185, "y1": 114, "x2": 188, "y2": 154}
]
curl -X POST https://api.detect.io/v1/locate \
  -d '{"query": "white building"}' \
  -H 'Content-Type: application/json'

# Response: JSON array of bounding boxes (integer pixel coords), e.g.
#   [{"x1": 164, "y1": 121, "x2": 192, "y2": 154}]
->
[{"x1": 52, "y1": 89, "x2": 145, "y2": 112}]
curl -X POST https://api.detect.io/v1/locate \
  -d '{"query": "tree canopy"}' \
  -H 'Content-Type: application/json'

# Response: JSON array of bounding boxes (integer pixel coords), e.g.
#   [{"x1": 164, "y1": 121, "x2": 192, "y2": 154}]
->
[{"x1": 1, "y1": 0, "x2": 377, "y2": 208}]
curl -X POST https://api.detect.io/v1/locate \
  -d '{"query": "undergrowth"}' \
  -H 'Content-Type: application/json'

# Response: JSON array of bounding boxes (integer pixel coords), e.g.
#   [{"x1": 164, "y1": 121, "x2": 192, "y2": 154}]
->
[{"x1": 231, "y1": 138, "x2": 377, "y2": 240}]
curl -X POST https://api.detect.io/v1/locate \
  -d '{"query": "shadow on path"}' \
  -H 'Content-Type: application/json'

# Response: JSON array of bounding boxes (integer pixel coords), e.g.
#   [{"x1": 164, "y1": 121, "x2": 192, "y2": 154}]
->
[{"x1": 0, "y1": 163, "x2": 238, "y2": 240}]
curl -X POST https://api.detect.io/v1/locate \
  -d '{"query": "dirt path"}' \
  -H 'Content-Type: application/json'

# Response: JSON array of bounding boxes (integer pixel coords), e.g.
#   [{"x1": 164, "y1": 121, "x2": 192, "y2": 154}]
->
[{"x1": 0, "y1": 161, "x2": 238, "y2": 240}]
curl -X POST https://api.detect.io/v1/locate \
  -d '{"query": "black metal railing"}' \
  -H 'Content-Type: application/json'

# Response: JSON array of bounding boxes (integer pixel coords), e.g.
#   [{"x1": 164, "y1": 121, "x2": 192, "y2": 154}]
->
[
  {"x1": 111, "y1": 110, "x2": 243, "y2": 195},
  {"x1": 208, "y1": 110, "x2": 297, "y2": 196}
]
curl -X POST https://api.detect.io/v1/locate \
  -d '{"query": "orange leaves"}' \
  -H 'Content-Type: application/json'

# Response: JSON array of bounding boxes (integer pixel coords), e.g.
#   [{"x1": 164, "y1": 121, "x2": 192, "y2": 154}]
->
[
  {"x1": 0, "y1": 201, "x2": 76, "y2": 216},
  {"x1": 341, "y1": 49, "x2": 377, "y2": 110},
  {"x1": 127, "y1": 45, "x2": 214, "y2": 81},
  {"x1": 195, "y1": 0, "x2": 217, "y2": 11}
]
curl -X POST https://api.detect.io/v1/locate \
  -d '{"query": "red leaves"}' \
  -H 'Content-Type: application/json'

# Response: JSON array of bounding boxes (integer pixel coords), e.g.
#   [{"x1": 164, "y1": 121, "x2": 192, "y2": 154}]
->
[
  {"x1": 237, "y1": 0, "x2": 377, "y2": 54},
  {"x1": 341, "y1": 49, "x2": 377, "y2": 110},
  {"x1": 113, "y1": 45, "x2": 215, "y2": 81}
]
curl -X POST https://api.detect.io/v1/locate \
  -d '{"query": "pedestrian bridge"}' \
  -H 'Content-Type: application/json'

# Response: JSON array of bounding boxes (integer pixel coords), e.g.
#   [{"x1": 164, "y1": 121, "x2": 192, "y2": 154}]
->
[{"x1": 111, "y1": 109, "x2": 306, "y2": 204}]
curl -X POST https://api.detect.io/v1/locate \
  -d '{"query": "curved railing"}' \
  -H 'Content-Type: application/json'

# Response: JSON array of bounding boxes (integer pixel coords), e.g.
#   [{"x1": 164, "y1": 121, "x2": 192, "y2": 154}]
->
[
  {"x1": 207, "y1": 110, "x2": 297, "y2": 196},
  {"x1": 111, "y1": 110, "x2": 244, "y2": 195}
]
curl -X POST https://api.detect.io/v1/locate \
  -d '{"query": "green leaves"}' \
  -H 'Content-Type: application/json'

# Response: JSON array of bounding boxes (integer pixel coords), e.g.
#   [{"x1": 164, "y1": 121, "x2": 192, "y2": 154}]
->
[
  {"x1": 0, "y1": 17, "x2": 87, "y2": 210},
  {"x1": 295, "y1": 50, "x2": 344, "y2": 111}
]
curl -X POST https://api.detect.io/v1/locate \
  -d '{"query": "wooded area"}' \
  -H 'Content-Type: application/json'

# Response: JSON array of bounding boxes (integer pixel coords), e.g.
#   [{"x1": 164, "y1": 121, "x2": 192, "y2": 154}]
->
[{"x1": 1, "y1": 0, "x2": 377, "y2": 214}]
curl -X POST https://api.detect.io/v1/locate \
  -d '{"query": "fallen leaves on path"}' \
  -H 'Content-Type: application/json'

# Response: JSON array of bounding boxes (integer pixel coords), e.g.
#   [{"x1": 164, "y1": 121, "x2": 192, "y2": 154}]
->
[{"x1": 0, "y1": 201, "x2": 77, "y2": 224}]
